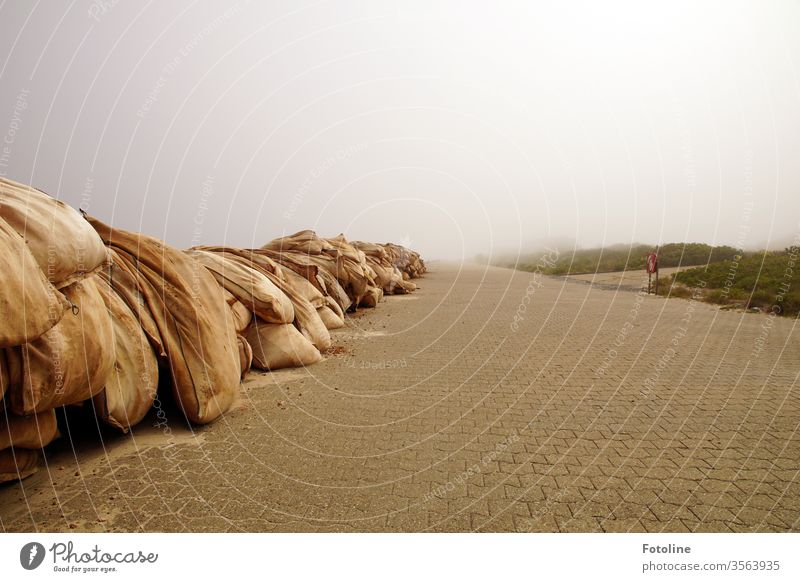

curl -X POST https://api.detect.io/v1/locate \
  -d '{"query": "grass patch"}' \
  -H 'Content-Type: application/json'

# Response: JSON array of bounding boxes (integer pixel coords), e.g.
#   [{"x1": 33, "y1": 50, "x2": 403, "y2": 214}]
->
[
  {"x1": 661, "y1": 248, "x2": 800, "y2": 316},
  {"x1": 501, "y1": 242, "x2": 741, "y2": 276}
]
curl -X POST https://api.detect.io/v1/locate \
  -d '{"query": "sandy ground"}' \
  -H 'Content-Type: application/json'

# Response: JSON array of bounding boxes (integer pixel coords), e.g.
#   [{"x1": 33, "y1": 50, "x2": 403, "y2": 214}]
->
[{"x1": 1, "y1": 262, "x2": 798, "y2": 532}]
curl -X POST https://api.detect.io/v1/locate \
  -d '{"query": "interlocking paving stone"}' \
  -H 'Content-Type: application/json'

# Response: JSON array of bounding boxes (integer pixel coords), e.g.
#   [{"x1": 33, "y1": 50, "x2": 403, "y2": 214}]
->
[{"x1": 1, "y1": 263, "x2": 798, "y2": 532}]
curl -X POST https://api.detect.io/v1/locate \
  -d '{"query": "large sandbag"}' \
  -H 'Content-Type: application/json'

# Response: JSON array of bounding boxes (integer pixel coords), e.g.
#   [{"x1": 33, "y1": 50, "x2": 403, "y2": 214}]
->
[
  {"x1": 259, "y1": 248, "x2": 352, "y2": 313},
  {"x1": 304, "y1": 253, "x2": 371, "y2": 309},
  {"x1": 0, "y1": 176, "x2": 109, "y2": 287},
  {"x1": 0, "y1": 448, "x2": 39, "y2": 483},
  {"x1": 98, "y1": 250, "x2": 165, "y2": 357},
  {"x1": 262, "y1": 230, "x2": 337, "y2": 256},
  {"x1": 281, "y1": 267, "x2": 326, "y2": 308},
  {"x1": 244, "y1": 321, "x2": 321, "y2": 370},
  {"x1": 382, "y1": 243, "x2": 426, "y2": 278},
  {"x1": 188, "y1": 250, "x2": 294, "y2": 324},
  {"x1": 86, "y1": 216, "x2": 240, "y2": 425},
  {"x1": 0, "y1": 409, "x2": 59, "y2": 450},
  {"x1": 0, "y1": 217, "x2": 69, "y2": 348},
  {"x1": 359, "y1": 286, "x2": 384, "y2": 308},
  {"x1": 92, "y1": 277, "x2": 158, "y2": 433},
  {"x1": 6, "y1": 277, "x2": 115, "y2": 415},
  {"x1": 225, "y1": 292, "x2": 253, "y2": 334},
  {"x1": 193, "y1": 247, "x2": 332, "y2": 350},
  {"x1": 281, "y1": 286, "x2": 331, "y2": 350},
  {"x1": 317, "y1": 305, "x2": 344, "y2": 330},
  {"x1": 236, "y1": 335, "x2": 253, "y2": 380}
]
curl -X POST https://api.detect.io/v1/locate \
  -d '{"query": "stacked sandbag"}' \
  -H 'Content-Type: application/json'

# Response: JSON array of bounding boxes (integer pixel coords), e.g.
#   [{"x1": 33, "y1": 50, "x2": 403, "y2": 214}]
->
[
  {"x1": 353, "y1": 241, "x2": 417, "y2": 295},
  {"x1": 0, "y1": 176, "x2": 110, "y2": 288},
  {"x1": 0, "y1": 448, "x2": 39, "y2": 482},
  {"x1": 258, "y1": 247, "x2": 352, "y2": 314},
  {"x1": 187, "y1": 250, "x2": 295, "y2": 324},
  {"x1": 1, "y1": 276, "x2": 115, "y2": 482},
  {"x1": 382, "y1": 243, "x2": 426, "y2": 279},
  {"x1": 261, "y1": 230, "x2": 379, "y2": 310},
  {"x1": 86, "y1": 216, "x2": 240, "y2": 425},
  {"x1": 5, "y1": 277, "x2": 115, "y2": 415},
  {"x1": 244, "y1": 321, "x2": 322, "y2": 370},
  {"x1": 92, "y1": 277, "x2": 159, "y2": 433},
  {"x1": 0, "y1": 218, "x2": 69, "y2": 348},
  {"x1": 0, "y1": 176, "x2": 427, "y2": 485},
  {"x1": 190, "y1": 247, "x2": 330, "y2": 368},
  {"x1": 0, "y1": 409, "x2": 59, "y2": 450},
  {"x1": 0, "y1": 178, "x2": 104, "y2": 482}
]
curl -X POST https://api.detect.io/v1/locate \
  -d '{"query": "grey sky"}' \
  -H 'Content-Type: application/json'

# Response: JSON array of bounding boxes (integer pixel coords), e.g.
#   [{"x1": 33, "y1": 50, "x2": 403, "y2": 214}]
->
[{"x1": 1, "y1": 0, "x2": 799, "y2": 260}]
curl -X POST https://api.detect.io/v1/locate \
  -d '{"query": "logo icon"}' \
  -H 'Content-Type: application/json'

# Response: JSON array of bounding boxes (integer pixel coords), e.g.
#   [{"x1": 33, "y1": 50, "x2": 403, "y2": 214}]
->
[{"x1": 20, "y1": 542, "x2": 46, "y2": 570}]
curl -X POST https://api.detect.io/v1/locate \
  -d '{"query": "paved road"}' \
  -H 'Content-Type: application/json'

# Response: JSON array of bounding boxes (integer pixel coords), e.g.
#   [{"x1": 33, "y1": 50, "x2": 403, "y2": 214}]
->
[{"x1": 2, "y1": 263, "x2": 799, "y2": 532}]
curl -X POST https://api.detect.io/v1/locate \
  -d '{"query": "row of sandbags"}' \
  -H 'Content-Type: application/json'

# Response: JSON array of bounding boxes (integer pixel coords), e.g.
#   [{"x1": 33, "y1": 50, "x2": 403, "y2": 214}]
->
[{"x1": 0, "y1": 176, "x2": 425, "y2": 484}]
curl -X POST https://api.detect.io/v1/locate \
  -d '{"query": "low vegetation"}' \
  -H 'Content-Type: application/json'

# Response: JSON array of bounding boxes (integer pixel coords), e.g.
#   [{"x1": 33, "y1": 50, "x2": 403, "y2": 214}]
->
[
  {"x1": 503, "y1": 242, "x2": 741, "y2": 276},
  {"x1": 658, "y1": 248, "x2": 800, "y2": 316},
  {"x1": 500, "y1": 242, "x2": 799, "y2": 317}
]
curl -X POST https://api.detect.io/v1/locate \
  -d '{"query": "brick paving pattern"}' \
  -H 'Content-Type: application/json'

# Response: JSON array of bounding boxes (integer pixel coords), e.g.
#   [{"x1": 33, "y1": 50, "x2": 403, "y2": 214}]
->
[{"x1": 1, "y1": 263, "x2": 798, "y2": 532}]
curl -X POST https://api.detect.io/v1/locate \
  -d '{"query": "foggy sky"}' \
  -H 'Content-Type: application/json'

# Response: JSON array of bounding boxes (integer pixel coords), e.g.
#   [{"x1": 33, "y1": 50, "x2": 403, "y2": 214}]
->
[{"x1": 1, "y1": 0, "x2": 799, "y2": 260}]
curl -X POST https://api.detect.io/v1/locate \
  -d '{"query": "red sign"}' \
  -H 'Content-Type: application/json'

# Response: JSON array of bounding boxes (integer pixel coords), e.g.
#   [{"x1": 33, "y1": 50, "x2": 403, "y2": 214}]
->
[{"x1": 646, "y1": 252, "x2": 658, "y2": 274}]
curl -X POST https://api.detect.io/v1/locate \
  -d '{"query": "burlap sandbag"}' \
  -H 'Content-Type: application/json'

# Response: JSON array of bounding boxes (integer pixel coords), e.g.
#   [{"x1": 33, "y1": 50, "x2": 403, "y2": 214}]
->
[
  {"x1": 224, "y1": 291, "x2": 253, "y2": 334},
  {"x1": 86, "y1": 216, "x2": 240, "y2": 425},
  {"x1": 236, "y1": 335, "x2": 253, "y2": 380},
  {"x1": 262, "y1": 229, "x2": 337, "y2": 256},
  {"x1": 92, "y1": 277, "x2": 158, "y2": 433},
  {"x1": 259, "y1": 248, "x2": 352, "y2": 313},
  {"x1": 244, "y1": 321, "x2": 321, "y2": 370},
  {"x1": 0, "y1": 176, "x2": 109, "y2": 288},
  {"x1": 383, "y1": 243, "x2": 426, "y2": 278},
  {"x1": 188, "y1": 250, "x2": 294, "y2": 324},
  {"x1": 193, "y1": 247, "x2": 331, "y2": 351},
  {"x1": 317, "y1": 305, "x2": 344, "y2": 330},
  {"x1": 281, "y1": 267, "x2": 326, "y2": 308},
  {"x1": 359, "y1": 286, "x2": 384, "y2": 308},
  {"x1": 0, "y1": 217, "x2": 69, "y2": 348},
  {"x1": 0, "y1": 409, "x2": 59, "y2": 450},
  {"x1": 0, "y1": 448, "x2": 39, "y2": 483},
  {"x1": 304, "y1": 253, "x2": 371, "y2": 309},
  {"x1": 98, "y1": 249, "x2": 165, "y2": 356},
  {"x1": 6, "y1": 277, "x2": 115, "y2": 415},
  {"x1": 281, "y1": 285, "x2": 331, "y2": 350}
]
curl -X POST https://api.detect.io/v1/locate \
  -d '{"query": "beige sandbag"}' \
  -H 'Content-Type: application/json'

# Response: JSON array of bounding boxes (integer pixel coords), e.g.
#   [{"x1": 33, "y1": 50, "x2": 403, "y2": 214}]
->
[
  {"x1": 317, "y1": 305, "x2": 344, "y2": 330},
  {"x1": 196, "y1": 247, "x2": 332, "y2": 351},
  {"x1": 92, "y1": 277, "x2": 158, "y2": 433},
  {"x1": 0, "y1": 217, "x2": 69, "y2": 348},
  {"x1": 281, "y1": 267, "x2": 326, "y2": 308},
  {"x1": 325, "y1": 296, "x2": 345, "y2": 321},
  {"x1": 288, "y1": 291, "x2": 331, "y2": 351},
  {"x1": 0, "y1": 409, "x2": 58, "y2": 449},
  {"x1": 188, "y1": 250, "x2": 294, "y2": 324},
  {"x1": 226, "y1": 294, "x2": 253, "y2": 334},
  {"x1": 6, "y1": 277, "x2": 115, "y2": 415},
  {"x1": 262, "y1": 229, "x2": 337, "y2": 256},
  {"x1": 244, "y1": 321, "x2": 321, "y2": 370},
  {"x1": 0, "y1": 176, "x2": 109, "y2": 288},
  {"x1": 236, "y1": 335, "x2": 253, "y2": 380},
  {"x1": 97, "y1": 250, "x2": 165, "y2": 356},
  {"x1": 359, "y1": 286, "x2": 384, "y2": 308},
  {"x1": 259, "y1": 248, "x2": 352, "y2": 313},
  {"x1": 0, "y1": 448, "x2": 39, "y2": 482},
  {"x1": 87, "y1": 216, "x2": 240, "y2": 425}
]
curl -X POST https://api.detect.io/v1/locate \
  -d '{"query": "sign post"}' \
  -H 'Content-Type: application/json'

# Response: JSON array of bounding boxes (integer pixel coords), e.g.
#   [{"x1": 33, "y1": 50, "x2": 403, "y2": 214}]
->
[{"x1": 646, "y1": 249, "x2": 659, "y2": 294}]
